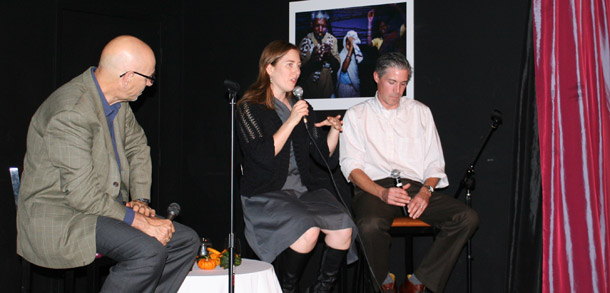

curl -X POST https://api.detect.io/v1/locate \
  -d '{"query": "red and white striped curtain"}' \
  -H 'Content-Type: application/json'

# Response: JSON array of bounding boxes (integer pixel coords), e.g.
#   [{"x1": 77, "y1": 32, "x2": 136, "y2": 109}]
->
[{"x1": 533, "y1": 0, "x2": 610, "y2": 292}]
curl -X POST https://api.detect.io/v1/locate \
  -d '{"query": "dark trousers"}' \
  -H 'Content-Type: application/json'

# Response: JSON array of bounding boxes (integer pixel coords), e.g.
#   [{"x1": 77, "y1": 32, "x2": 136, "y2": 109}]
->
[
  {"x1": 95, "y1": 216, "x2": 199, "y2": 293},
  {"x1": 353, "y1": 178, "x2": 478, "y2": 292}
]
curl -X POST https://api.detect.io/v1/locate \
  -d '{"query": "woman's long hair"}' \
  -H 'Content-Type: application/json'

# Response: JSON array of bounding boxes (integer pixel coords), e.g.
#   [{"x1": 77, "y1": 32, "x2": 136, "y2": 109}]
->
[{"x1": 238, "y1": 40, "x2": 299, "y2": 109}]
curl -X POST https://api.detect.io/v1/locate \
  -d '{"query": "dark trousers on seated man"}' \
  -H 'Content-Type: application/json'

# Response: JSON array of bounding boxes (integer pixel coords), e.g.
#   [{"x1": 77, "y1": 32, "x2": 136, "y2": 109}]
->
[
  {"x1": 96, "y1": 216, "x2": 199, "y2": 293},
  {"x1": 353, "y1": 178, "x2": 479, "y2": 293}
]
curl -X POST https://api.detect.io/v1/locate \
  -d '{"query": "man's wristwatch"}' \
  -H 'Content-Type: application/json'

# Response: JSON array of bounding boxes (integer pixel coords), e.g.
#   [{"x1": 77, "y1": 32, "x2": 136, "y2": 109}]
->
[
  {"x1": 423, "y1": 185, "x2": 435, "y2": 193},
  {"x1": 136, "y1": 198, "x2": 150, "y2": 205}
]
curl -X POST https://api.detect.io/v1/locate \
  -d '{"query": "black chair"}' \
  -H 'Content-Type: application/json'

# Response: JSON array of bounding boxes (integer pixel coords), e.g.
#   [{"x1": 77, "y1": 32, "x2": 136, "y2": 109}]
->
[
  {"x1": 11, "y1": 167, "x2": 112, "y2": 293},
  {"x1": 11, "y1": 167, "x2": 34, "y2": 293}
]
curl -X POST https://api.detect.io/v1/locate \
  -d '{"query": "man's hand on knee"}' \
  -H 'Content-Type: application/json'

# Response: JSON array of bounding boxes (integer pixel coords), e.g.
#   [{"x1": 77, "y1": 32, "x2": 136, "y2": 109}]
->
[
  {"x1": 407, "y1": 191, "x2": 431, "y2": 219},
  {"x1": 132, "y1": 213, "x2": 175, "y2": 246}
]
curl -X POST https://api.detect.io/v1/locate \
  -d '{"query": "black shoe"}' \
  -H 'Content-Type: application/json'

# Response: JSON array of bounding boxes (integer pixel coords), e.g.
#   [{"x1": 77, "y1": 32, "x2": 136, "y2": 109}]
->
[
  {"x1": 275, "y1": 248, "x2": 312, "y2": 293},
  {"x1": 309, "y1": 246, "x2": 348, "y2": 293}
]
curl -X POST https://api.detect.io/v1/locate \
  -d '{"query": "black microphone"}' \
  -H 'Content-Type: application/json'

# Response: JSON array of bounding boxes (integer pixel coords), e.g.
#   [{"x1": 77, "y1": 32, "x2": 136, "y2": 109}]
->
[
  {"x1": 390, "y1": 169, "x2": 409, "y2": 217},
  {"x1": 292, "y1": 86, "x2": 308, "y2": 124},
  {"x1": 491, "y1": 109, "x2": 503, "y2": 129},
  {"x1": 224, "y1": 79, "x2": 240, "y2": 93},
  {"x1": 167, "y1": 202, "x2": 181, "y2": 221}
]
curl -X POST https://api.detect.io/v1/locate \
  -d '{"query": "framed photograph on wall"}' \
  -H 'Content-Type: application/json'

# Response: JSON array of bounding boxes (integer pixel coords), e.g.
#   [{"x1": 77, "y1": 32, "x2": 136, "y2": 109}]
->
[{"x1": 290, "y1": 0, "x2": 413, "y2": 110}]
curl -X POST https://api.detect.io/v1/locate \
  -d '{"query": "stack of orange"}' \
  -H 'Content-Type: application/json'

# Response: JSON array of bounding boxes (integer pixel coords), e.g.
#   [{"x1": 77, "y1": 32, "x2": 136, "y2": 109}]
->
[{"x1": 207, "y1": 247, "x2": 223, "y2": 265}]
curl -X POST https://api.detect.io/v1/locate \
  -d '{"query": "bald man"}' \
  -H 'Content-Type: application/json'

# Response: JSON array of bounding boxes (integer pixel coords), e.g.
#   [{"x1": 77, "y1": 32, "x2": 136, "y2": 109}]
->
[{"x1": 17, "y1": 35, "x2": 199, "y2": 293}]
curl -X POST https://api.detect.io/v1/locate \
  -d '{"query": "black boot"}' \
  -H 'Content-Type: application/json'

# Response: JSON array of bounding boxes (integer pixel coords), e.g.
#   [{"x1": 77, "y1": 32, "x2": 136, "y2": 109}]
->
[
  {"x1": 275, "y1": 248, "x2": 312, "y2": 293},
  {"x1": 309, "y1": 246, "x2": 348, "y2": 293}
]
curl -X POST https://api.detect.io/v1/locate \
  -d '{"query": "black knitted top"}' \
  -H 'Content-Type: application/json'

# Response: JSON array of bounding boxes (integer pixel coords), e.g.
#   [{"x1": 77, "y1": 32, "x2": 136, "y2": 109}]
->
[{"x1": 236, "y1": 100, "x2": 338, "y2": 197}]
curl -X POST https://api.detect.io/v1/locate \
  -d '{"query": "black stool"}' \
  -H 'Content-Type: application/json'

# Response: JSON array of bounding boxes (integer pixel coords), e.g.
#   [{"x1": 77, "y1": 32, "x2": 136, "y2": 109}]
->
[{"x1": 389, "y1": 217, "x2": 436, "y2": 275}]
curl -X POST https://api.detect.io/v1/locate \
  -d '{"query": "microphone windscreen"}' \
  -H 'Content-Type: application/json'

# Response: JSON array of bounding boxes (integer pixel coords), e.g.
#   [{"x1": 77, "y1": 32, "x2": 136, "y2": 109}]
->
[
  {"x1": 390, "y1": 169, "x2": 400, "y2": 179},
  {"x1": 293, "y1": 86, "x2": 303, "y2": 99},
  {"x1": 491, "y1": 109, "x2": 503, "y2": 124},
  {"x1": 167, "y1": 202, "x2": 181, "y2": 220},
  {"x1": 224, "y1": 79, "x2": 240, "y2": 92}
]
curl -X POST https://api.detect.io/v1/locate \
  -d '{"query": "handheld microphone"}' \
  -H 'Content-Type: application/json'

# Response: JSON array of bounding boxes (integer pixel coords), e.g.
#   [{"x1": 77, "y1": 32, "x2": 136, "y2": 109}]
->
[
  {"x1": 224, "y1": 79, "x2": 240, "y2": 94},
  {"x1": 167, "y1": 202, "x2": 181, "y2": 221},
  {"x1": 292, "y1": 86, "x2": 308, "y2": 124},
  {"x1": 390, "y1": 169, "x2": 409, "y2": 217}
]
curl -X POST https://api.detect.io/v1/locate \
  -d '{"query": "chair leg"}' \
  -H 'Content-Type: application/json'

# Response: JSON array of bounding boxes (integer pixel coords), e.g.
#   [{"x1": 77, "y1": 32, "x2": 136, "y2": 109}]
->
[
  {"x1": 64, "y1": 269, "x2": 75, "y2": 293},
  {"x1": 405, "y1": 235, "x2": 414, "y2": 274},
  {"x1": 21, "y1": 259, "x2": 31, "y2": 293},
  {"x1": 87, "y1": 261, "x2": 98, "y2": 293}
]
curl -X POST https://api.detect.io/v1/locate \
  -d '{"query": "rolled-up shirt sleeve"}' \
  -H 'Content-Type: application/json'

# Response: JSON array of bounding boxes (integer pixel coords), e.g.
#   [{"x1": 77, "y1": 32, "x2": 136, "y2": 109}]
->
[{"x1": 421, "y1": 107, "x2": 449, "y2": 188}]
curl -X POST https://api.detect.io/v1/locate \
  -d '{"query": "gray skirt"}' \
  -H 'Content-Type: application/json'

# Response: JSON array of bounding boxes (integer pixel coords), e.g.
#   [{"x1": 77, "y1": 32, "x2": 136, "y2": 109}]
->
[{"x1": 241, "y1": 188, "x2": 358, "y2": 264}]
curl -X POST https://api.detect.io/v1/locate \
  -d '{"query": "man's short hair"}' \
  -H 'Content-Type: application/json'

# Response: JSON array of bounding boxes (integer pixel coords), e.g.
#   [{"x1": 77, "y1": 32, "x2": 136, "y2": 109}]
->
[
  {"x1": 311, "y1": 11, "x2": 330, "y2": 21},
  {"x1": 375, "y1": 52, "x2": 412, "y2": 83}
]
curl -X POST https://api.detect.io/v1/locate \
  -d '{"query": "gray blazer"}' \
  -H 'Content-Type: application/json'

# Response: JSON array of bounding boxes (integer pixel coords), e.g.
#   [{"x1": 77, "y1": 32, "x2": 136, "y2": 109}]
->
[{"x1": 17, "y1": 68, "x2": 152, "y2": 269}]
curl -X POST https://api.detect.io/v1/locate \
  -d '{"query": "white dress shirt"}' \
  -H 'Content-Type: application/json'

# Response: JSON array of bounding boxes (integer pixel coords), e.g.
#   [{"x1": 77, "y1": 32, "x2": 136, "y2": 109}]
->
[{"x1": 340, "y1": 95, "x2": 449, "y2": 188}]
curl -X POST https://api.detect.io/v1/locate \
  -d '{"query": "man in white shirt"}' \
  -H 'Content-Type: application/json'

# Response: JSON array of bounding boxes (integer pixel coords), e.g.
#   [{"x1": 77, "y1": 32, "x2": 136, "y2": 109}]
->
[{"x1": 340, "y1": 52, "x2": 478, "y2": 293}]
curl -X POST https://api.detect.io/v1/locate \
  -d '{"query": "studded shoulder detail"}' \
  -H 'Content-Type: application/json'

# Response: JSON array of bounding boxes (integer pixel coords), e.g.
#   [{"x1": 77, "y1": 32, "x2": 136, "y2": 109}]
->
[{"x1": 237, "y1": 102, "x2": 263, "y2": 144}]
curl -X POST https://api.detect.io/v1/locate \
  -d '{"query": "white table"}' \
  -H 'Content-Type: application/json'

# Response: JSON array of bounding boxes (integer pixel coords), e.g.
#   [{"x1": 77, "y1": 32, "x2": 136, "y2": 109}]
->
[{"x1": 178, "y1": 259, "x2": 282, "y2": 293}]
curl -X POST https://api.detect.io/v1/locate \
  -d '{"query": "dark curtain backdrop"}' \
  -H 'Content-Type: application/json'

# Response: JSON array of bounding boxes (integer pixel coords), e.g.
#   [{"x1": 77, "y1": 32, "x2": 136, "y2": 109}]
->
[
  {"x1": 507, "y1": 5, "x2": 543, "y2": 292},
  {"x1": 1, "y1": 0, "x2": 532, "y2": 292}
]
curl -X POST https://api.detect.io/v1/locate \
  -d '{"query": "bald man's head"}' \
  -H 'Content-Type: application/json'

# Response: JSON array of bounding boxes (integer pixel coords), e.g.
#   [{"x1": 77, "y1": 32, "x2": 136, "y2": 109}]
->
[
  {"x1": 95, "y1": 35, "x2": 156, "y2": 105},
  {"x1": 98, "y1": 35, "x2": 155, "y2": 75}
]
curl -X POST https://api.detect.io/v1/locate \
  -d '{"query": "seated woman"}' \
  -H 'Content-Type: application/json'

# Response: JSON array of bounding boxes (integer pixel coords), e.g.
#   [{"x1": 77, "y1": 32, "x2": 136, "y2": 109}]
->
[{"x1": 236, "y1": 40, "x2": 357, "y2": 293}]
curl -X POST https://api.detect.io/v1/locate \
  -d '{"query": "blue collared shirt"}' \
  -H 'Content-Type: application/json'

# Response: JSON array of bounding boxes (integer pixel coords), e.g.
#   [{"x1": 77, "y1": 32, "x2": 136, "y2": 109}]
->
[{"x1": 91, "y1": 68, "x2": 135, "y2": 225}]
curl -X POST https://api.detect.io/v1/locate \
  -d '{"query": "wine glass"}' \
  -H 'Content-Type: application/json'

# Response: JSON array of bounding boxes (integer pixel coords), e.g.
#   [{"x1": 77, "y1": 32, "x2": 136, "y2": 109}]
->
[{"x1": 224, "y1": 236, "x2": 242, "y2": 258}]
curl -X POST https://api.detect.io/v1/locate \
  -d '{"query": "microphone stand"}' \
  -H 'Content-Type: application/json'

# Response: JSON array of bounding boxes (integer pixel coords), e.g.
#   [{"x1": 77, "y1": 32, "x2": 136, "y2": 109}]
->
[
  {"x1": 226, "y1": 84, "x2": 238, "y2": 293},
  {"x1": 453, "y1": 110, "x2": 502, "y2": 293}
]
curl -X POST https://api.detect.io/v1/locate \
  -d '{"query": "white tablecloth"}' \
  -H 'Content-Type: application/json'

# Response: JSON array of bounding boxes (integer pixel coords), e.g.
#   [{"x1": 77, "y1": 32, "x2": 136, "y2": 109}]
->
[{"x1": 178, "y1": 259, "x2": 282, "y2": 293}]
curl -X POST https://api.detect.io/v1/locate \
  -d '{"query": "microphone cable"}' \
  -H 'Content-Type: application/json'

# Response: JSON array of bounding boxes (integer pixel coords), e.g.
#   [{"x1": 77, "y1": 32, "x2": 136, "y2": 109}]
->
[
  {"x1": 301, "y1": 114, "x2": 385, "y2": 292},
  {"x1": 292, "y1": 85, "x2": 383, "y2": 291}
]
